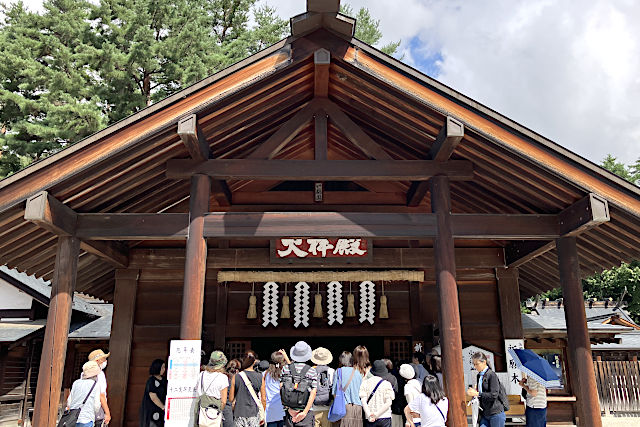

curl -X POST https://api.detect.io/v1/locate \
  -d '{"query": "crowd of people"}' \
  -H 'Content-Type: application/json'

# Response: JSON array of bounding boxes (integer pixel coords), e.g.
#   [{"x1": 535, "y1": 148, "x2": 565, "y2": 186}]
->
[{"x1": 62, "y1": 344, "x2": 547, "y2": 427}]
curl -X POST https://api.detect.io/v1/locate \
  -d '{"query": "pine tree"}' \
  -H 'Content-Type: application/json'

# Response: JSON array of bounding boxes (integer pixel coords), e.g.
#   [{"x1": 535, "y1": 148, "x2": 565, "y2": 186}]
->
[{"x1": 341, "y1": 4, "x2": 400, "y2": 55}]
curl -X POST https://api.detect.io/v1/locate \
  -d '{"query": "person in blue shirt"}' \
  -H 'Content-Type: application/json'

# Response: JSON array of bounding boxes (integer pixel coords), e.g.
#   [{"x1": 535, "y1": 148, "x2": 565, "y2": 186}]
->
[{"x1": 331, "y1": 351, "x2": 364, "y2": 427}]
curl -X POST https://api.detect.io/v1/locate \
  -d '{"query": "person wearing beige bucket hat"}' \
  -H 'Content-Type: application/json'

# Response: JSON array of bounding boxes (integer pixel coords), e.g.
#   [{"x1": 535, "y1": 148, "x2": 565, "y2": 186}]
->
[
  {"x1": 64, "y1": 361, "x2": 102, "y2": 427},
  {"x1": 310, "y1": 348, "x2": 334, "y2": 427},
  {"x1": 88, "y1": 349, "x2": 111, "y2": 425}
]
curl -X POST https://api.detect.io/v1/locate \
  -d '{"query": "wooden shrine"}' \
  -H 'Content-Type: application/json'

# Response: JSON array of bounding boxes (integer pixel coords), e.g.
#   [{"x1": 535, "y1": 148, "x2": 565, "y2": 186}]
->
[{"x1": 1, "y1": 1, "x2": 640, "y2": 426}]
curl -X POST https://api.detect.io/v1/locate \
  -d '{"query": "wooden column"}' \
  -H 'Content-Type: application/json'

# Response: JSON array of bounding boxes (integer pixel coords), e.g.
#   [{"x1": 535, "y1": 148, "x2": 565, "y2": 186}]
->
[
  {"x1": 33, "y1": 236, "x2": 80, "y2": 427},
  {"x1": 557, "y1": 237, "x2": 602, "y2": 427},
  {"x1": 108, "y1": 269, "x2": 139, "y2": 427},
  {"x1": 496, "y1": 268, "x2": 523, "y2": 339},
  {"x1": 181, "y1": 174, "x2": 211, "y2": 339},
  {"x1": 214, "y1": 281, "x2": 228, "y2": 349},
  {"x1": 431, "y1": 176, "x2": 466, "y2": 427}
]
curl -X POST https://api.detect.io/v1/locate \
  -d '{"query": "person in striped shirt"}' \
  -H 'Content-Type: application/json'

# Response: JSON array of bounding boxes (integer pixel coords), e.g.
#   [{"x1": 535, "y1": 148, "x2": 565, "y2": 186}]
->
[{"x1": 519, "y1": 375, "x2": 547, "y2": 427}]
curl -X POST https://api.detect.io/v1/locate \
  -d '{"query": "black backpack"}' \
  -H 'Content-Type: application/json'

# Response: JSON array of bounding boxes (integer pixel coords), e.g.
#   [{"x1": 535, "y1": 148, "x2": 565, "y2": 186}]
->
[
  {"x1": 281, "y1": 363, "x2": 312, "y2": 410},
  {"x1": 498, "y1": 378, "x2": 510, "y2": 412},
  {"x1": 314, "y1": 365, "x2": 332, "y2": 406}
]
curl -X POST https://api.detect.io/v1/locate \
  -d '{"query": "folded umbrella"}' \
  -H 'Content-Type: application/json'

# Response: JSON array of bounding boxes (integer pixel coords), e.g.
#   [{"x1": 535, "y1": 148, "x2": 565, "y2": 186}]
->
[{"x1": 508, "y1": 348, "x2": 562, "y2": 388}]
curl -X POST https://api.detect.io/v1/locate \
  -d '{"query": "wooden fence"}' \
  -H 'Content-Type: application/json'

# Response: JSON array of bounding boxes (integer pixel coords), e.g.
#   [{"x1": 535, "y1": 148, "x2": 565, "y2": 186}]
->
[{"x1": 594, "y1": 360, "x2": 640, "y2": 414}]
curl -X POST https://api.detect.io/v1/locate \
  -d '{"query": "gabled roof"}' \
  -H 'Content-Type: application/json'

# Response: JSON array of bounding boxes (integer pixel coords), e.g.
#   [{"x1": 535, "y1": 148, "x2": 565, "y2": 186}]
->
[{"x1": 0, "y1": 9, "x2": 639, "y2": 300}]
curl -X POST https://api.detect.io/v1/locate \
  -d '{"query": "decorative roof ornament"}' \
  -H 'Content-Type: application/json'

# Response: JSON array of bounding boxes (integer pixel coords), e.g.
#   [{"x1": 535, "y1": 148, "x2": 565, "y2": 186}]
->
[{"x1": 290, "y1": 0, "x2": 355, "y2": 38}]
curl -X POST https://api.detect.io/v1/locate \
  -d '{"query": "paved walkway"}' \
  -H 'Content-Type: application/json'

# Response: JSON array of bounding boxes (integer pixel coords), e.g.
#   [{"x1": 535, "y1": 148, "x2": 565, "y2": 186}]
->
[{"x1": 602, "y1": 416, "x2": 640, "y2": 427}]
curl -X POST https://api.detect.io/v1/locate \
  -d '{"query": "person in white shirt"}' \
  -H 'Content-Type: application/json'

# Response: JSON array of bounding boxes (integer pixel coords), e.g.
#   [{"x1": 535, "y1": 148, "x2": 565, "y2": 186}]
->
[
  {"x1": 404, "y1": 375, "x2": 448, "y2": 427},
  {"x1": 399, "y1": 364, "x2": 421, "y2": 427},
  {"x1": 360, "y1": 360, "x2": 395, "y2": 427},
  {"x1": 67, "y1": 361, "x2": 102, "y2": 427},
  {"x1": 88, "y1": 349, "x2": 111, "y2": 426},
  {"x1": 518, "y1": 375, "x2": 547, "y2": 427}
]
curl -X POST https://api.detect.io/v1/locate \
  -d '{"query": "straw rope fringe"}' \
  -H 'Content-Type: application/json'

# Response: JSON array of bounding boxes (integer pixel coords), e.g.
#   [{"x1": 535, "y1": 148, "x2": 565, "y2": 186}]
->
[{"x1": 218, "y1": 270, "x2": 423, "y2": 283}]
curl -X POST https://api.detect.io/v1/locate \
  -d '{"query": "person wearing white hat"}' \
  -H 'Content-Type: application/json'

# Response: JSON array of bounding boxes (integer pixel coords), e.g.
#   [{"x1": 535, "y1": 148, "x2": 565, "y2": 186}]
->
[
  {"x1": 66, "y1": 361, "x2": 102, "y2": 427},
  {"x1": 88, "y1": 349, "x2": 111, "y2": 425},
  {"x1": 280, "y1": 341, "x2": 318, "y2": 427},
  {"x1": 399, "y1": 364, "x2": 421, "y2": 427}
]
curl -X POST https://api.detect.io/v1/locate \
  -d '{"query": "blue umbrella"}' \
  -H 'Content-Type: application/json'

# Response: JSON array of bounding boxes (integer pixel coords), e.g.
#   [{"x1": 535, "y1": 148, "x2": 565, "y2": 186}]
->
[{"x1": 508, "y1": 348, "x2": 562, "y2": 388}]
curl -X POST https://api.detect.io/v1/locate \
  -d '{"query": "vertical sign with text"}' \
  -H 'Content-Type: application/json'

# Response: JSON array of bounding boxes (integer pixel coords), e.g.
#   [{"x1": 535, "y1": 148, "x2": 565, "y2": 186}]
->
[
  {"x1": 504, "y1": 339, "x2": 525, "y2": 395},
  {"x1": 165, "y1": 340, "x2": 201, "y2": 427}
]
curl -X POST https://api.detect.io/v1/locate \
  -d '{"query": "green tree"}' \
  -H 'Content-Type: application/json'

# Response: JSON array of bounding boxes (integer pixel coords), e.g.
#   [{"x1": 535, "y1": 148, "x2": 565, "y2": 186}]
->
[
  {"x1": 0, "y1": 0, "x2": 107, "y2": 177},
  {"x1": 341, "y1": 4, "x2": 400, "y2": 55},
  {"x1": 601, "y1": 154, "x2": 640, "y2": 185},
  {"x1": 531, "y1": 261, "x2": 640, "y2": 323}
]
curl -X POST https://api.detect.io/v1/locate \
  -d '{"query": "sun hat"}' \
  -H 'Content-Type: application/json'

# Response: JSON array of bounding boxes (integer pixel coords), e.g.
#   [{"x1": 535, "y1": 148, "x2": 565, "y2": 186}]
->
[
  {"x1": 399, "y1": 363, "x2": 415, "y2": 380},
  {"x1": 370, "y1": 360, "x2": 388, "y2": 377},
  {"x1": 83, "y1": 361, "x2": 101, "y2": 379},
  {"x1": 311, "y1": 347, "x2": 333, "y2": 366},
  {"x1": 290, "y1": 341, "x2": 313, "y2": 363},
  {"x1": 207, "y1": 351, "x2": 227, "y2": 369},
  {"x1": 88, "y1": 349, "x2": 110, "y2": 361}
]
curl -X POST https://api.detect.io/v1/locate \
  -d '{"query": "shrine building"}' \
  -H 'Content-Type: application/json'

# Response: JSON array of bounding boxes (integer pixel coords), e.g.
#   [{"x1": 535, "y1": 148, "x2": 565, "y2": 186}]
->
[{"x1": 1, "y1": 1, "x2": 639, "y2": 426}]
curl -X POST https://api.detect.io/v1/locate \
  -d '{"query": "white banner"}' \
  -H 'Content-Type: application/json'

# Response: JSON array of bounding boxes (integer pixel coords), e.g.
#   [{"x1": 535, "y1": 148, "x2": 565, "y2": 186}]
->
[
  {"x1": 504, "y1": 339, "x2": 525, "y2": 395},
  {"x1": 165, "y1": 340, "x2": 201, "y2": 427}
]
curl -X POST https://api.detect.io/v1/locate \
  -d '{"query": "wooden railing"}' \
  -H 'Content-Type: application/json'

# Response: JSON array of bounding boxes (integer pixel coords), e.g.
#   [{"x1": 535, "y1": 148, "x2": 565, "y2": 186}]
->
[{"x1": 594, "y1": 360, "x2": 640, "y2": 414}]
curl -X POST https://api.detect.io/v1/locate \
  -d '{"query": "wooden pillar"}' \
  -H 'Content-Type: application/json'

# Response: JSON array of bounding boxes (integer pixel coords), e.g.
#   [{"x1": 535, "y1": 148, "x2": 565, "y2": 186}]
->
[
  {"x1": 496, "y1": 268, "x2": 523, "y2": 339},
  {"x1": 557, "y1": 237, "x2": 602, "y2": 427},
  {"x1": 33, "y1": 236, "x2": 80, "y2": 427},
  {"x1": 181, "y1": 174, "x2": 211, "y2": 339},
  {"x1": 214, "y1": 281, "x2": 228, "y2": 350},
  {"x1": 431, "y1": 176, "x2": 466, "y2": 427},
  {"x1": 108, "y1": 269, "x2": 139, "y2": 427}
]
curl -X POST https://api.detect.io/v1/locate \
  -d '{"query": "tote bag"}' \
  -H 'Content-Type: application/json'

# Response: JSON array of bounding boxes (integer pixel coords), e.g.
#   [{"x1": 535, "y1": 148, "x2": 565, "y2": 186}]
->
[
  {"x1": 328, "y1": 368, "x2": 355, "y2": 422},
  {"x1": 57, "y1": 380, "x2": 97, "y2": 427}
]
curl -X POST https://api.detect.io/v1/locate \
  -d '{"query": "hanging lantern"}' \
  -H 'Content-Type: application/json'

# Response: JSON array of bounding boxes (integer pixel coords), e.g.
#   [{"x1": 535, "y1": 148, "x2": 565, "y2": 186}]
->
[
  {"x1": 247, "y1": 282, "x2": 257, "y2": 319},
  {"x1": 281, "y1": 283, "x2": 291, "y2": 319},
  {"x1": 379, "y1": 281, "x2": 389, "y2": 319}
]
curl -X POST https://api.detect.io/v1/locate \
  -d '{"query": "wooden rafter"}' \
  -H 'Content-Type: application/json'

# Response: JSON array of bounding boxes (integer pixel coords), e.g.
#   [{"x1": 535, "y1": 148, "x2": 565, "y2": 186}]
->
[
  {"x1": 165, "y1": 159, "x2": 475, "y2": 181},
  {"x1": 314, "y1": 48, "x2": 330, "y2": 97},
  {"x1": 505, "y1": 193, "x2": 610, "y2": 266},
  {"x1": 177, "y1": 115, "x2": 231, "y2": 206},
  {"x1": 407, "y1": 116, "x2": 465, "y2": 207},
  {"x1": 314, "y1": 112, "x2": 328, "y2": 160},
  {"x1": 248, "y1": 99, "x2": 322, "y2": 159},
  {"x1": 73, "y1": 211, "x2": 584, "y2": 240},
  {"x1": 23, "y1": 191, "x2": 128, "y2": 267}
]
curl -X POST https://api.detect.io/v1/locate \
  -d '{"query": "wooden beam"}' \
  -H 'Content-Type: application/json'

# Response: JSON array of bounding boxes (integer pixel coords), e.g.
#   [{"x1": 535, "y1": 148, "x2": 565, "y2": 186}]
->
[
  {"x1": 431, "y1": 175, "x2": 466, "y2": 427},
  {"x1": 557, "y1": 237, "x2": 602, "y2": 427},
  {"x1": 314, "y1": 112, "x2": 328, "y2": 160},
  {"x1": 314, "y1": 49, "x2": 330, "y2": 97},
  {"x1": 24, "y1": 191, "x2": 128, "y2": 267},
  {"x1": 177, "y1": 114, "x2": 209, "y2": 162},
  {"x1": 307, "y1": 0, "x2": 340, "y2": 13},
  {"x1": 505, "y1": 193, "x2": 610, "y2": 266},
  {"x1": 406, "y1": 181, "x2": 429, "y2": 207},
  {"x1": 75, "y1": 212, "x2": 567, "y2": 240},
  {"x1": 165, "y1": 159, "x2": 475, "y2": 181},
  {"x1": 32, "y1": 236, "x2": 80, "y2": 427},
  {"x1": 211, "y1": 179, "x2": 232, "y2": 207},
  {"x1": 128, "y1": 247, "x2": 506, "y2": 269},
  {"x1": 496, "y1": 267, "x2": 523, "y2": 339},
  {"x1": 214, "y1": 282, "x2": 228, "y2": 349},
  {"x1": 248, "y1": 99, "x2": 321, "y2": 159},
  {"x1": 107, "y1": 269, "x2": 139, "y2": 427},
  {"x1": 429, "y1": 116, "x2": 465, "y2": 161},
  {"x1": 319, "y1": 98, "x2": 393, "y2": 160},
  {"x1": 181, "y1": 174, "x2": 210, "y2": 340}
]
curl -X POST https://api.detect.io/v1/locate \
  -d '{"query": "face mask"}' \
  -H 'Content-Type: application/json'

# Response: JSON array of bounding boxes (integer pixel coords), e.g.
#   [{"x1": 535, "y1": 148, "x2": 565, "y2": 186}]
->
[{"x1": 100, "y1": 361, "x2": 107, "y2": 370}]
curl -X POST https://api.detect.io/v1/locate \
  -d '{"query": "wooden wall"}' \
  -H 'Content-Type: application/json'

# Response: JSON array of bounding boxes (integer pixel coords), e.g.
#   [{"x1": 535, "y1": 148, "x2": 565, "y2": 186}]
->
[{"x1": 122, "y1": 266, "x2": 506, "y2": 426}]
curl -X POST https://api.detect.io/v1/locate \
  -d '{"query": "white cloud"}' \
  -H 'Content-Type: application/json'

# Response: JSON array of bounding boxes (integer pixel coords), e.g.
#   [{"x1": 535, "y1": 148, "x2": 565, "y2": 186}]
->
[{"x1": 9, "y1": 0, "x2": 640, "y2": 164}]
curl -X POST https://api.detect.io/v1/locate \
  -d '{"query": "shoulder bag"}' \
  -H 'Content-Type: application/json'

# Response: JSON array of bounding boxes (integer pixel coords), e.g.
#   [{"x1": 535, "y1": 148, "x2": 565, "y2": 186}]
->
[
  {"x1": 239, "y1": 371, "x2": 266, "y2": 425},
  {"x1": 198, "y1": 372, "x2": 224, "y2": 427},
  {"x1": 328, "y1": 367, "x2": 356, "y2": 422},
  {"x1": 57, "y1": 380, "x2": 98, "y2": 427}
]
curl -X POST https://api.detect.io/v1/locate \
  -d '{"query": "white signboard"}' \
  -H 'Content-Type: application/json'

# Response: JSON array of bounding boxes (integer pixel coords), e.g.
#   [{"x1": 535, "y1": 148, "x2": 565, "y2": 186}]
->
[
  {"x1": 504, "y1": 339, "x2": 525, "y2": 395},
  {"x1": 462, "y1": 345, "x2": 495, "y2": 388},
  {"x1": 165, "y1": 340, "x2": 201, "y2": 427}
]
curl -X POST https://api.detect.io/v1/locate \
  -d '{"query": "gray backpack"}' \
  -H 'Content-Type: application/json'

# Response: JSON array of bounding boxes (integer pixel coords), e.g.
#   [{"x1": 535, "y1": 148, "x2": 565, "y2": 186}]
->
[{"x1": 314, "y1": 365, "x2": 332, "y2": 406}]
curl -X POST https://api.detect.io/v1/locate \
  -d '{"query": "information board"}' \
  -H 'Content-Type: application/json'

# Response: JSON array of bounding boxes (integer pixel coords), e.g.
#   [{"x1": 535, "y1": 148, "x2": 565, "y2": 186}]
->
[{"x1": 165, "y1": 340, "x2": 201, "y2": 427}]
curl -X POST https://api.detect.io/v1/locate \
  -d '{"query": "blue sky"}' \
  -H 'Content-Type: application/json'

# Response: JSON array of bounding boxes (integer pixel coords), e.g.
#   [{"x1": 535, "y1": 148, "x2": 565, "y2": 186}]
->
[{"x1": 10, "y1": 0, "x2": 640, "y2": 168}]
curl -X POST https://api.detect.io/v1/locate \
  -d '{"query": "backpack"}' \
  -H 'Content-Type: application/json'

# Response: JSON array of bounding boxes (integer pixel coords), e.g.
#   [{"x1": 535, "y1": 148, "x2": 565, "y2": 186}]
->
[
  {"x1": 498, "y1": 378, "x2": 510, "y2": 412},
  {"x1": 314, "y1": 365, "x2": 332, "y2": 406},
  {"x1": 281, "y1": 363, "x2": 312, "y2": 410}
]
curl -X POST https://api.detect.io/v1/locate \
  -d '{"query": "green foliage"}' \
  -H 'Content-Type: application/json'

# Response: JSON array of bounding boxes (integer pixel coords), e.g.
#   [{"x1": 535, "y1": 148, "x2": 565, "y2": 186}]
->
[
  {"x1": 340, "y1": 4, "x2": 400, "y2": 56},
  {"x1": 527, "y1": 261, "x2": 640, "y2": 323},
  {"x1": 601, "y1": 154, "x2": 640, "y2": 186}
]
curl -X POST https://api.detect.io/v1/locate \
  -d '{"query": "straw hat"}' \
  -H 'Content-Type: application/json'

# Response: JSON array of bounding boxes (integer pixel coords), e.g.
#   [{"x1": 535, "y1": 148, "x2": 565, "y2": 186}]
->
[
  {"x1": 290, "y1": 341, "x2": 313, "y2": 363},
  {"x1": 88, "y1": 349, "x2": 110, "y2": 361},
  {"x1": 399, "y1": 364, "x2": 415, "y2": 380},
  {"x1": 311, "y1": 347, "x2": 333, "y2": 366},
  {"x1": 83, "y1": 361, "x2": 101, "y2": 379}
]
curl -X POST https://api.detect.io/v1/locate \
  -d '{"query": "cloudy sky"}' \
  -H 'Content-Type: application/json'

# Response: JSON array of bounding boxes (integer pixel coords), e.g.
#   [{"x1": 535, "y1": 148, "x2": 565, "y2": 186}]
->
[{"x1": 13, "y1": 0, "x2": 640, "y2": 166}]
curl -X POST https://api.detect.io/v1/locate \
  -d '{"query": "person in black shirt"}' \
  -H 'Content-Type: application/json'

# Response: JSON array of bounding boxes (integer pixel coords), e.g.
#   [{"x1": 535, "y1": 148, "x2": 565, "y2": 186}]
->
[{"x1": 140, "y1": 359, "x2": 167, "y2": 427}]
